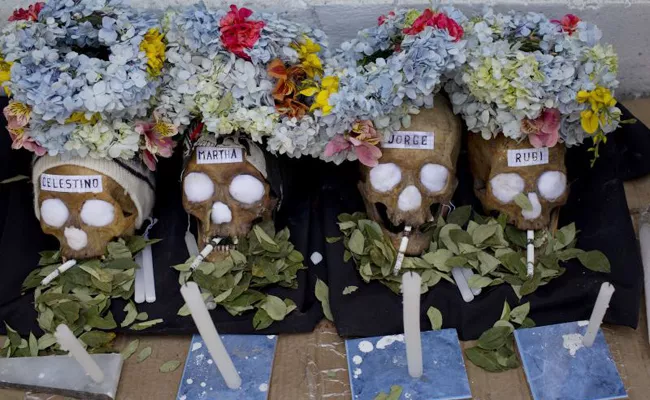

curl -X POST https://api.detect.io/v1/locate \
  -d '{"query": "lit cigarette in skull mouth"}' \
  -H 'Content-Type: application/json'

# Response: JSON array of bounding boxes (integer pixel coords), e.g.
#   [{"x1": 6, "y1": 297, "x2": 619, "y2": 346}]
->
[
  {"x1": 191, "y1": 237, "x2": 224, "y2": 271},
  {"x1": 392, "y1": 226, "x2": 412, "y2": 275}
]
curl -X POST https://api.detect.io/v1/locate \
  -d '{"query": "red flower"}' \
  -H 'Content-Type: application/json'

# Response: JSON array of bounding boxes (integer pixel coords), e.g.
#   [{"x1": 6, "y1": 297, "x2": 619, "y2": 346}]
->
[
  {"x1": 220, "y1": 5, "x2": 265, "y2": 60},
  {"x1": 378, "y1": 11, "x2": 395, "y2": 26},
  {"x1": 552, "y1": 14, "x2": 581, "y2": 36},
  {"x1": 9, "y1": 2, "x2": 44, "y2": 22},
  {"x1": 403, "y1": 9, "x2": 463, "y2": 42}
]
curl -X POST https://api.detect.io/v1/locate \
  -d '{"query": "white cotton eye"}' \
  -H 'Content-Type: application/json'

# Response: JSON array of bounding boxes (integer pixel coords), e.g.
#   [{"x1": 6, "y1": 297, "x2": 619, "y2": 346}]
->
[
  {"x1": 420, "y1": 164, "x2": 449, "y2": 193},
  {"x1": 211, "y1": 202, "x2": 232, "y2": 224},
  {"x1": 184, "y1": 172, "x2": 215, "y2": 203},
  {"x1": 369, "y1": 163, "x2": 401, "y2": 193},
  {"x1": 229, "y1": 175, "x2": 265, "y2": 205},
  {"x1": 40, "y1": 198, "x2": 69, "y2": 228},
  {"x1": 537, "y1": 171, "x2": 567, "y2": 201},
  {"x1": 80, "y1": 199, "x2": 115, "y2": 227},
  {"x1": 490, "y1": 173, "x2": 525, "y2": 203}
]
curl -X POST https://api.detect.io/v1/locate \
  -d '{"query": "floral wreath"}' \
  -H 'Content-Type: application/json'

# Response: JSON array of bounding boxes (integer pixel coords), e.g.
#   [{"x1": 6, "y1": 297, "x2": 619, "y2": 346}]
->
[
  {"x1": 156, "y1": 4, "x2": 334, "y2": 158},
  {"x1": 0, "y1": 0, "x2": 175, "y2": 170},
  {"x1": 316, "y1": 7, "x2": 468, "y2": 166},
  {"x1": 445, "y1": 10, "x2": 622, "y2": 164}
]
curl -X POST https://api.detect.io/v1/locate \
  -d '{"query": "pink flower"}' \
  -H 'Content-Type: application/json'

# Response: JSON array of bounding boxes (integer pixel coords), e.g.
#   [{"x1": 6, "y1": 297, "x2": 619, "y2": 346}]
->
[
  {"x1": 3, "y1": 102, "x2": 31, "y2": 130},
  {"x1": 136, "y1": 121, "x2": 176, "y2": 171},
  {"x1": 523, "y1": 108, "x2": 561, "y2": 148},
  {"x1": 9, "y1": 128, "x2": 46, "y2": 156},
  {"x1": 403, "y1": 9, "x2": 464, "y2": 41},
  {"x1": 324, "y1": 120, "x2": 383, "y2": 167},
  {"x1": 219, "y1": 5, "x2": 265, "y2": 60},
  {"x1": 9, "y1": 2, "x2": 44, "y2": 22},
  {"x1": 552, "y1": 14, "x2": 581, "y2": 36},
  {"x1": 378, "y1": 11, "x2": 395, "y2": 26}
]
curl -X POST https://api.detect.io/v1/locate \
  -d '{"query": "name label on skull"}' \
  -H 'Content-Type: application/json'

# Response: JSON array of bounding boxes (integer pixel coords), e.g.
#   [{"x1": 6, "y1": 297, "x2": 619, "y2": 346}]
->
[
  {"x1": 196, "y1": 146, "x2": 244, "y2": 164},
  {"x1": 507, "y1": 148, "x2": 550, "y2": 167},
  {"x1": 383, "y1": 131, "x2": 434, "y2": 150},
  {"x1": 40, "y1": 174, "x2": 103, "y2": 193}
]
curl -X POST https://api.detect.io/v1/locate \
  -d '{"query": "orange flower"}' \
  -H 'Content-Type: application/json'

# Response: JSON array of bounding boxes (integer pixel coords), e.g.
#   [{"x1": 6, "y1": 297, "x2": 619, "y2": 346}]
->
[{"x1": 276, "y1": 98, "x2": 309, "y2": 119}]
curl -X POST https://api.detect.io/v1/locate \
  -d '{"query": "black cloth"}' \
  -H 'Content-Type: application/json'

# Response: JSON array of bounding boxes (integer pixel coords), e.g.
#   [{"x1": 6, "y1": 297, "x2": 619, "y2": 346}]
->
[
  {"x1": 323, "y1": 105, "x2": 648, "y2": 340},
  {"x1": 0, "y1": 96, "x2": 325, "y2": 336}
]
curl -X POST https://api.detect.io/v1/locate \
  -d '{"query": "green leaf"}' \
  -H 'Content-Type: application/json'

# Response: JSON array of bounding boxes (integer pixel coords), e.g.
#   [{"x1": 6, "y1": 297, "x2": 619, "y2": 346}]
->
[
  {"x1": 472, "y1": 224, "x2": 498, "y2": 245},
  {"x1": 253, "y1": 308, "x2": 274, "y2": 330},
  {"x1": 215, "y1": 92, "x2": 234, "y2": 114},
  {"x1": 121, "y1": 301, "x2": 138, "y2": 328},
  {"x1": 447, "y1": 205, "x2": 472, "y2": 227},
  {"x1": 520, "y1": 272, "x2": 542, "y2": 296},
  {"x1": 348, "y1": 229, "x2": 365, "y2": 254},
  {"x1": 136, "y1": 312, "x2": 149, "y2": 321},
  {"x1": 29, "y1": 333, "x2": 38, "y2": 357},
  {"x1": 577, "y1": 250, "x2": 611, "y2": 273},
  {"x1": 0, "y1": 175, "x2": 29, "y2": 184},
  {"x1": 315, "y1": 279, "x2": 334, "y2": 321},
  {"x1": 500, "y1": 301, "x2": 511, "y2": 321},
  {"x1": 514, "y1": 193, "x2": 532, "y2": 211},
  {"x1": 87, "y1": 311, "x2": 117, "y2": 330},
  {"x1": 493, "y1": 320, "x2": 515, "y2": 333},
  {"x1": 520, "y1": 317, "x2": 536, "y2": 328},
  {"x1": 557, "y1": 248, "x2": 585, "y2": 261},
  {"x1": 465, "y1": 346, "x2": 504, "y2": 372},
  {"x1": 422, "y1": 249, "x2": 454, "y2": 272},
  {"x1": 555, "y1": 223, "x2": 576, "y2": 250},
  {"x1": 159, "y1": 360, "x2": 181, "y2": 373},
  {"x1": 477, "y1": 326, "x2": 511, "y2": 350},
  {"x1": 427, "y1": 307, "x2": 443, "y2": 330},
  {"x1": 374, "y1": 385, "x2": 404, "y2": 400},
  {"x1": 79, "y1": 331, "x2": 116, "y2": 348},
  {"x1": 326, "y1": 236, "x2": 342, "y2": 244},
  {"x1": 505, "y1": 226, "x2": 527, "y2": 248},
  {"x1": 509, "y1": 302, "x2": 531, "y2": 325},
  {"x1": 261, "y1": 295, "x2": 289, "y2": 321},
  {"x1": 499, "y1": 252, "x2": 527, "y2": 278},
  {"x1": 137, "y1": 346, "x2": 152, "y2": 363},
  {"x1": 450, "y1": 229, "x2": 473, "y2": 245},
  {"x1": 121, "y1": 339, "x2": 140, "y2": 361},
  {"x1": 343, "y1": 286, "x2": 358, "y2": 295},
  {"x1": 106, "y1": 241, "x2": 132, "y2": 259},
  {"x1": 477, "y1": 252, "x2": 501, "y2": 275},
  {"x1": 439, "y1": 224, "x2": 462, "y2": 254},
  {"x1": 445, "y1": 255, "x2": 469, "y2": 269},
  {"x1": 130, "y1": 319, "x2": 164, "y2": 331},
  {"x1": 468, "y1": 275, "x2": 492, "y2": 289},
  {"x1": 37, "y1": 333, "x2": 57, "y2": 351},
  {"x1": 5, "y1": 324, "x2": 21, "y2": 347},
  {"x1": 253, "y1": 225, "x2": 280, "y2": 252}
]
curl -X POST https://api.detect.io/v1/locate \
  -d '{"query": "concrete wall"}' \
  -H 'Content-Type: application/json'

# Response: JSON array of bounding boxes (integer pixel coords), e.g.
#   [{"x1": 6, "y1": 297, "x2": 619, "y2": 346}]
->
[{"x1": 1, "y1": 0, "x2": 649, "y2": 98}]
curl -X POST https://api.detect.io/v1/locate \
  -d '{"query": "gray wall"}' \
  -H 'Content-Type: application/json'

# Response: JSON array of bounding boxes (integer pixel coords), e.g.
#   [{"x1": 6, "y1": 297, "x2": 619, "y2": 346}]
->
[{"x1": 1, "y1": 0, "x2": 649, "y2": 98}]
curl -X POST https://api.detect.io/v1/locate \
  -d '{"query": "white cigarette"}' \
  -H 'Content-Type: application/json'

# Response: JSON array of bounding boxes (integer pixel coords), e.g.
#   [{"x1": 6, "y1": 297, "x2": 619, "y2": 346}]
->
[
  {"x1": 180, "y1": 282, "x2": 242, "y2": 389},
  {"x1": 526, "y1": 230, "x2": 534, "y2": 278},
  {"x1": 402, "y1": 272, "x2": 423, "y2": 379},
  {"x1": 54, "y1": 324, "x2": 104, "y2": 383},
  {"x1": 393, "y1": 226, "x2": 412, "y2": 275},
  {"x1": 41, "y1": 259, "x2": 77, "y2": 286},
  {"x1": 582, "y1": 282, "x2": 615, "y2": 347},
  {"x1": 190, "y1": 238, "x2": 223, "y2": 271}
]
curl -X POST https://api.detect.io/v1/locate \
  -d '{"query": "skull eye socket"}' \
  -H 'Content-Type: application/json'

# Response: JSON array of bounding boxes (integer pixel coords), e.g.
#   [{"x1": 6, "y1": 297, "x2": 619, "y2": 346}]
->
[
  {"x1": 420, "y1": 164, "x2": 449, "y2": 193},
  {"x1": 80, "y1": 199, "x2": 115, "y2": 227},
  {"x1": 40, "y1": 198, "x2": 70, "y2": 228},
  {"x1": 489, "y1": 173, "x2": 525, "y2": 203},
  {"x1": 184, "y1": 172, "x2": 215, "y2": 203},
  {"x1": 229, "y1": 174, "x2": 265, "y2": 205},
  {"x1": 537, "y1": 171, "x2": 567, "y2": 201},
  {"x1": 369, "y1": 163, "x2": 401, "y2": 193}
]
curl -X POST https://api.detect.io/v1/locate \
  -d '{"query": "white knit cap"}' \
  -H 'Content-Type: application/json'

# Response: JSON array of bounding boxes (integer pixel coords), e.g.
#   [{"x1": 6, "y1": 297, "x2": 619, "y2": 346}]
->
[{"x1": 32, "y1": 155, "x2": 156, "y2": 229}]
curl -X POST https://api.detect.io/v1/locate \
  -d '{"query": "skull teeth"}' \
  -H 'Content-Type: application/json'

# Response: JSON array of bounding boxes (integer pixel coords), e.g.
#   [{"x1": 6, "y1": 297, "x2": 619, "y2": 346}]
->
[{"x1": 216, "y1": 245, "x2": 234, "y2": 253}]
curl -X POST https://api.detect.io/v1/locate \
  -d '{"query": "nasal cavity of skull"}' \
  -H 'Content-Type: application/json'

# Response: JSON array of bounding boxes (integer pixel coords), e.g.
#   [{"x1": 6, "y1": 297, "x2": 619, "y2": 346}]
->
[
  {"x1": 41, "y1": 198, "x2": 69, "y2": 228},
  {"x1": 184, "y1": 172, "x2": 215, "y2": 203},
  {"x1": 64, "y1": 226, "x2": 88, "y2": 250},
  {"x1": 490, "y1": 173, "x2": 525, "y2": 203},
  {"x1": 537, "y1": 171, "x2": 566, "y2": 201},
  {"x1": 522, "y1": 192, "x2": 542, "y2": 220},
  {"x1": 211, "y1": 201, "x2": 232, "y2": 224},
  {"x1": 80, "y1": 199, "x2": 115, "y2": 227},
  {"x1": 229, "y1": 175, "x2": 265, "y2": 205},
  {"x1": 420, "y1": 164, "x2": 448, "y2": 193},
  {"x1": 398, "y1": 185, "x2": 422, "y2": 212},
  {"x1": 370, "y1": 163, "x2": 401, "y2": 193}
]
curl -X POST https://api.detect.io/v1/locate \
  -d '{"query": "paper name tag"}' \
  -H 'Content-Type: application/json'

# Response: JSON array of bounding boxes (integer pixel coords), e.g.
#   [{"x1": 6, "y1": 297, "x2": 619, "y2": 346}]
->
[
  {"x1": 507, "y1": 148, "x2": 550, "y2": 167},
  {"x1": 382, "y1": 131, "x2": 434, "y2": 150},
  {"x1": 196, "y1": 146, "x2": 244, "y2": 164},
  {"x1": 40, "y1": 174, "x2": 103, "y2": 193}
]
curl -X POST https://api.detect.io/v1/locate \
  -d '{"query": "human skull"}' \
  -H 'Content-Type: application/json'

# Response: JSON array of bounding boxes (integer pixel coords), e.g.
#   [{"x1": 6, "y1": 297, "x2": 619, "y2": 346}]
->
[
  {"x1": 37, "y1": 164, "x2": 138, "y2": 260},
  {"x1": 467, "y1": 134, "x2": 569, "y2": 230},
  {"x1": 182, "y1": 140, "x2": 276, "y2": 261},
  {"x1": 358, "y1": 96, "x2": 462, "y2": 255}
]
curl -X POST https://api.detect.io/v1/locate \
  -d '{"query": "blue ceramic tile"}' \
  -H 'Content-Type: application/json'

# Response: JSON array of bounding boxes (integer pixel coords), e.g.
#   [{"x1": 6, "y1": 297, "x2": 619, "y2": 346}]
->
[
  {"x1": 176, "y1": 334, "x2": 277, "y2": 400},
  {"x1": 345, "y1": 329, "x2": 471, "y2": 400},
  {"x1": 514, "y1": 321, "x2": 626, "y2": 400}
]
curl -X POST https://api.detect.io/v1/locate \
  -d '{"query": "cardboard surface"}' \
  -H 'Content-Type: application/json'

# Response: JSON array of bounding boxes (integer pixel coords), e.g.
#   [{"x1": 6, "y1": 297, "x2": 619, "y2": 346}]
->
[{"x1": 1, "y1": 99, "x2": 650, "y2": 400}]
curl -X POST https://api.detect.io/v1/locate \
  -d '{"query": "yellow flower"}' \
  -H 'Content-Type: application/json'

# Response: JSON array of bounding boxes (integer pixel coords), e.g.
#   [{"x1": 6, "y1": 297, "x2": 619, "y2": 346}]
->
[
  {"x1": 309, "y1": 75, "x2": 339, "y2": 115},
  {"x1": 576, "y1": 86, "x2": 618, "y2": 135},
  {"x1": 580, "y1": 109, "x2": 599, "y2": 134},
  {"x1": 66, "y1": 112, "x2": 101, "y2": 125},
  {"x1": 140, "y1": 29, "x2": 166, "y2": 77},
  {"x1": 292, "y1": 36, "x2": 323, "y2": 78},
  {"x1": 0, "y1": 55, "x2": 13, "y2": 96}
]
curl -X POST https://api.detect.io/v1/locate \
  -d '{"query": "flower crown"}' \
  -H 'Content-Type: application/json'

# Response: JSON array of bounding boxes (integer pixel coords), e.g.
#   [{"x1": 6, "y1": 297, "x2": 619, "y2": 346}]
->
[
  {"x1": 156, "y1": 4, "x2": 334, "y2": 158},
  {"x1": 316, "y1": 7, "x2": 468, "y2": 166},
  {"x1": 445, "y1": 9, "x2": 621, "y2": 164},
  {"x1": 0, "y1": 0, "x2": 175, "y2": 170}
]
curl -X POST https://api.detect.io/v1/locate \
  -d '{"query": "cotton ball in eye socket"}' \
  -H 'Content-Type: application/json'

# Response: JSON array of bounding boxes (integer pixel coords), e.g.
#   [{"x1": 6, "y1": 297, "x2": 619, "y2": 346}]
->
[
  {"x1": 40, "y1": 198, "x2": 69, "y2": 228},
  {"x1": 80, "y1": 200, "x2": 115, "y2": 227},
  {"x1": 490, "y1": 173, "x2": 525, "y2": 203},
  {"x1": 537, "y1": 171, "x2": 567, "y2": 201},
  {"x1": 211, "y1": 202, "x2": 232, "y2": 224},
  {"x1": 398, "y1": 185, "x2": 422, "y2": 211},
  {"x1": 184, "y1": 172, "x2": 215, "y2": 203},
  {"x1": 420, "y1": 164, "x2": 449, "y2": 192},
  {"x1": 230, "y1": 175, "x2": 265, "y2": 204},
  {"x1": 64, "y1": 227, "x2": 88, "y2": 250},
  {"x1": 370, "y1": 163, "x2": 401, "y2": 192}
]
